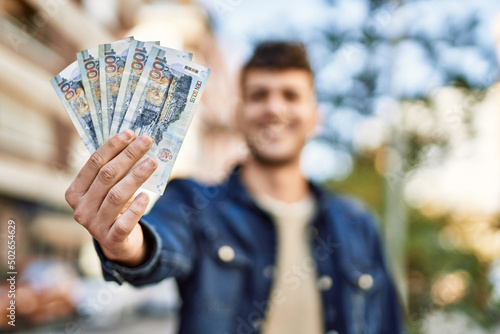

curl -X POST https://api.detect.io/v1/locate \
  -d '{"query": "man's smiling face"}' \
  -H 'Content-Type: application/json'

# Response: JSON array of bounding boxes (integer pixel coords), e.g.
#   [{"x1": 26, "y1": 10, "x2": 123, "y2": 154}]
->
[{"x1": 237, "y1": 68, "x2": 317, "y2": 166}]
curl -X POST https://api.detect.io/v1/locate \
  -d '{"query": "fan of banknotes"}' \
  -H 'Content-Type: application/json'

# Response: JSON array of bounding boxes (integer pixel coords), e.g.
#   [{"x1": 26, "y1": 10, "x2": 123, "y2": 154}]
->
[{"x1": 50, "y1": 37, "x2": 210, "y2": 195}]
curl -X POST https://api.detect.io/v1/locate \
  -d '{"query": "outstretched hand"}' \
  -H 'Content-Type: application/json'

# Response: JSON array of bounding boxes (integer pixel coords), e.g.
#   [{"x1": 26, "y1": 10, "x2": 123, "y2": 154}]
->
[{"x1": 65, "y1": 129, "x2": 158, "y2": 267}]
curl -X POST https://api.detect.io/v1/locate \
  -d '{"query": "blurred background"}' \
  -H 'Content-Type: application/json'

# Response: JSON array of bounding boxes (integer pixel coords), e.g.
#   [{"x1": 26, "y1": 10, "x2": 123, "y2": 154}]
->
[{"x1": 1, "y1": 0, "x2": 500, "y2": 333}]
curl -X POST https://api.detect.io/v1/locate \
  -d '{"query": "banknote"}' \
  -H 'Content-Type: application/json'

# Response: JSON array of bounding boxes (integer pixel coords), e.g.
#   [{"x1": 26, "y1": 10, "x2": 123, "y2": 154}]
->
[
  {"x1": 51, "y1": 40, "x2": 210, "y2": 195},
  {"x1": 121, "y1": 47, "x2": 210, "y2": 194},
  {"x1": 77, "y1": 46, "x2": 103, "y2": 146},
  {"x1": 99, "y1": 36, "x2": 134, "y2": 141},
  {"x1": 121, "y1": 46, "x2": 186, "y2": 133},
  {"x1": 156, "y1": 45, "x2": 193, "y2": 62},
  {"x1": 111, "y1": 42, "x2": 193, "y2": 137},
  {"x1": 110, "y1": 40, "x2": 159, "y2": 137},
  {"x1": 50, "y1": 61, "x2": 99, "y2": 153}
]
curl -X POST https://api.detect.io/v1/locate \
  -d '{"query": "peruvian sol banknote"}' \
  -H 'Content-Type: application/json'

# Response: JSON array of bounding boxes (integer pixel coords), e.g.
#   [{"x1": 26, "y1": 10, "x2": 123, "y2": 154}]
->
[
  {"x1": 50, "y1": 61, "x2": 99, "y2": 153},
  {"x1": 109, "y1": 40, "x2": 159, "y2": 137},
  {"x1": 121, "y1": 46, "x2": 210, "y2": 194},
  {"x1": 77, "y1": 46, "x2": 104, "y2": 146},
  {"x1": 99, "y1": 36, "x2": 134, "y2": 141},
  {"x1": 110, "y1": 41, "x2": 193, "y2": 137}
]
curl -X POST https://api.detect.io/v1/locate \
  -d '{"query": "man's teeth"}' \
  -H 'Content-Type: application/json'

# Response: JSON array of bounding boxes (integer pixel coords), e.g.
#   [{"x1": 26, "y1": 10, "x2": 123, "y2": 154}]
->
[{"x1": 268, "y1": 123, "x2": 285, "y2": 133}]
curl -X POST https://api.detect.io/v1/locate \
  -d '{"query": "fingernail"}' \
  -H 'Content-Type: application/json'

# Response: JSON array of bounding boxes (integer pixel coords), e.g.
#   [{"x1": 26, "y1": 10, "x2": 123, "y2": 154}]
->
[
  {"x1": 144, "y1": 157, "x2": 156, "y2": 168},
  {"x1": 139, "y1": 135, "x2": 152, "y2": 146},
  {"x1": 138, "y1": 192, "x2": 150, "y2": 202},
  {"x1": 121, "y1": 129, "x2": 134, "y2": 140}
]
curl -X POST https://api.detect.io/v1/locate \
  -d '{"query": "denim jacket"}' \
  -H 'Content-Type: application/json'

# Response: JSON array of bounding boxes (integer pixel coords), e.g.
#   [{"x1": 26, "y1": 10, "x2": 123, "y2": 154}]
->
[{"x1": 94, "y1": 166, "x2": 404, "y2": 334}]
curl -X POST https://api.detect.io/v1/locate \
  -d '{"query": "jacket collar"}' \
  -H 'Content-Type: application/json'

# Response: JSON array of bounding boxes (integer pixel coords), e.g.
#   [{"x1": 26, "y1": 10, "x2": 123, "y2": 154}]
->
[{"x1": 225, "y1": 164, "x2": 335, "y2": 214}]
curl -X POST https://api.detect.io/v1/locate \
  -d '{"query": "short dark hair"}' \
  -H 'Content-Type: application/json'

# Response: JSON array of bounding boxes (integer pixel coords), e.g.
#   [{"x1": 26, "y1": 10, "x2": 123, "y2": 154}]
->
[{"x1": 240, "y1": 41, "x2": 313, "y2": 87}]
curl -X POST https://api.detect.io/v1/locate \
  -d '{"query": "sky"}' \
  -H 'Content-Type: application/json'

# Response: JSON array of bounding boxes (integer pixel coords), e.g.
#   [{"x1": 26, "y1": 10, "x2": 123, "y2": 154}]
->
[{"x1": 201, "y1": 0, "x2": 500, "y2": 91}]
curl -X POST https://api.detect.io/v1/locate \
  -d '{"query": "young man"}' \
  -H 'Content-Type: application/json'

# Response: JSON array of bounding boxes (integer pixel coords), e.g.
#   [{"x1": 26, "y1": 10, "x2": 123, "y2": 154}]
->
[{"x1": 65, "y1": 42, "x2": 404, "y2": 334}]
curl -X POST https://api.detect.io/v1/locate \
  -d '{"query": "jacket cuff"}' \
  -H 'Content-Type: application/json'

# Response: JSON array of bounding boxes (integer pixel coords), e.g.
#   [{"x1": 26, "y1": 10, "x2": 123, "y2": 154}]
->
[{"x1": 93, "y1": 220, "x2": 162, "y2": 285}]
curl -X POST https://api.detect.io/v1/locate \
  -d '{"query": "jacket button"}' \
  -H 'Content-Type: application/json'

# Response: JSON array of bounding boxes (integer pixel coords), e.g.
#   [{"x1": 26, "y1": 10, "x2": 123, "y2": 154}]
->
[
  {"x1": 358, "y1": 273, "x2": 374, "y2": 290},
  {"x1": 218, "y1": 245, "x2": 235, "y2": 262},
  {"x1": 317, "y1": 275, "x2": 333, "y2": 291},
  {"x1": 252, "y1": 318, "x2": 263, "y2": 329}
]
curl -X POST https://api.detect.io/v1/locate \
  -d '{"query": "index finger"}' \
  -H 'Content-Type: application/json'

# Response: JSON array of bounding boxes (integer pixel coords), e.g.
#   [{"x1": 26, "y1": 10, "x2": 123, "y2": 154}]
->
[{"x1": 67, "y1": 129, "x2": 135, "y2": 199}]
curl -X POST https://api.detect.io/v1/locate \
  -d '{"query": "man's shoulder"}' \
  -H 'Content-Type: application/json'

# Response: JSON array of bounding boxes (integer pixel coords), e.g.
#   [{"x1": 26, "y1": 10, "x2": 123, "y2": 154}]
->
[
  {"x1": 316, "y1": 186, "x2": 381, "y2": 233},
  {"x1": 312, "y1": 182, "x2": 373, "y2": 214},
  {"x1": 333, "y1": 193, "x2": 377, "y2": 220}
]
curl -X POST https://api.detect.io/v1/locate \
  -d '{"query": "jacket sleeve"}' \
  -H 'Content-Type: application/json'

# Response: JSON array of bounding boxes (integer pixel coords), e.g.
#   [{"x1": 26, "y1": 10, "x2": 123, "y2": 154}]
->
[{"x1": 93, "y1": 179, "x2": 199, "y2": 287}]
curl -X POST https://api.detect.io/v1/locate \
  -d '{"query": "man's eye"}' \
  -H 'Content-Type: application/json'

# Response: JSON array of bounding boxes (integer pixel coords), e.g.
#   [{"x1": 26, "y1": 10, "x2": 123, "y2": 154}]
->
[
  {"x1": 284, "y1": 91, "x2": 299, "y2": 101},
  {"x1": 249, "y1": 91, "x2": 267, "y2": 101}
]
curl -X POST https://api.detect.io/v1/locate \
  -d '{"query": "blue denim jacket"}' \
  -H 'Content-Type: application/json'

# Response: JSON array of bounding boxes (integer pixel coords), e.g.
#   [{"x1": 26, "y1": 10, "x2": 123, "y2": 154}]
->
[{"x1": 94, "y1": 166, "x2": 404, "y2": 334}]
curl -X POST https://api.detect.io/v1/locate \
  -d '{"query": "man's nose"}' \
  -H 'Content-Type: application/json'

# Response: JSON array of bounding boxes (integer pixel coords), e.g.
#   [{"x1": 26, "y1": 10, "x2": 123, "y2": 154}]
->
[{"x1": 263, "y1": 95, "x2": 286, "y2": 118}]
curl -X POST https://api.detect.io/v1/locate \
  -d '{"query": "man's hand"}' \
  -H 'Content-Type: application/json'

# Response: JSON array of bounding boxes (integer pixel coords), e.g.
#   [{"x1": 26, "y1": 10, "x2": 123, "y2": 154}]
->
[{"x1": 65, "y1": 129, "x2": 158, "y2": 267}]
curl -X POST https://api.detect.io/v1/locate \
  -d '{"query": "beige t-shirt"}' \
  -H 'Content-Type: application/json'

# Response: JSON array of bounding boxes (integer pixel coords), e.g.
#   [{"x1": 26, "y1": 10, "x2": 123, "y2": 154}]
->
[{"x1": 254, "y1": 193, "x2": 323, "y2": 334}]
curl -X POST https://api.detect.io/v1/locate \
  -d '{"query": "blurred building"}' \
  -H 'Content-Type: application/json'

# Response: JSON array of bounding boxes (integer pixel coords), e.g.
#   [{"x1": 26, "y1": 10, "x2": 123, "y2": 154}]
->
[{"x1": 0, "y1": 0, "x2": 240, "y2": 331}]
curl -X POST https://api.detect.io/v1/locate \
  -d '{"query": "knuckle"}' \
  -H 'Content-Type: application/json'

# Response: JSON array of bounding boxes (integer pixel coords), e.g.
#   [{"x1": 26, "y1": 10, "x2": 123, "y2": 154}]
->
[
  {"x1": 107, "y1": 136, "x2": 120, "y2": 151},
  {"x1": 98, "y1": 164, "x2": 118, "y2": 183},
  {"x1": 73, "y1": 208, "x2": 87, "y2": 225},
  {"x1": 107, "y1": 188, "x2": 124, "y2": 206},
  {"x1": 112, "y1": 222, "x2": 129, "y2": 238},
  {"x1": 128, "y1": 204, "x2": 143, "y2": 218},
  {"x1": 123, "y1": 146, "x2": 139, "y2": 162},
  {"x1": 130, "y1": 168, "x2": 146, "y2": 184},
  {"x1": 88, "y1": 151, "x2": 104, "y2": 170},
  {"x1": 106, "y1": 228, "x2": 128, "y2": 246},
  {"x1": 65, "y1": 187, "x2": 75, "y2": 207},
  {"x1": 128, "y1": 198, "x2": 147, "y2": 218}
]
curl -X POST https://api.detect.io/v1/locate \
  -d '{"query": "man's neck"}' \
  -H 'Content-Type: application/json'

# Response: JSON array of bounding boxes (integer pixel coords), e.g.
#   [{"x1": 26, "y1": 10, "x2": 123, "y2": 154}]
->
[{"x1": 241, "y1": 158, "x2": 310, "y2": 204}]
